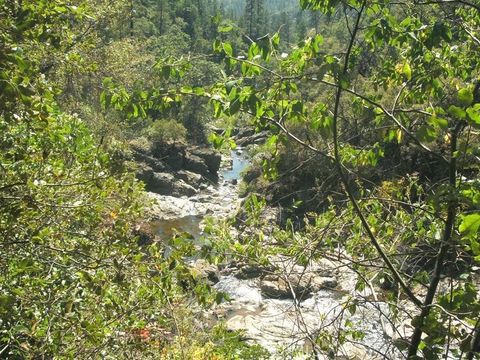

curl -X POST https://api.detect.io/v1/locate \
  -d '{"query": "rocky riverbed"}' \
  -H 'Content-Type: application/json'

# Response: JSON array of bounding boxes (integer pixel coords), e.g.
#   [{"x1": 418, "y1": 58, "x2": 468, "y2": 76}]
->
[
  {"x1": 141, "y1": 144, "x2": 409, "y2": 359},
  {"x1": 207, "y1": 254, "x2": 409, "y2": 359},
  {"x1": 144, "y1": 150, "x2": 246, "y2": 222}
]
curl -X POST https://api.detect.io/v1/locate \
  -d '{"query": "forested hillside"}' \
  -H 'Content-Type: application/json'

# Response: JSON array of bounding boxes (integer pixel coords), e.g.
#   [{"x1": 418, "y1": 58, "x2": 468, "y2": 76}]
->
[{"x1": 1, "y1": 0, "x2": 480, "y2": 359}]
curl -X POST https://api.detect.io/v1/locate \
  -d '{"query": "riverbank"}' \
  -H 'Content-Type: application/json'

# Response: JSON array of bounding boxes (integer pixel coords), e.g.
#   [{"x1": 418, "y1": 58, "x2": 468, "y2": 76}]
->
[{"x1": 140, "y1": 147, "x2": 409, "y2": 359}]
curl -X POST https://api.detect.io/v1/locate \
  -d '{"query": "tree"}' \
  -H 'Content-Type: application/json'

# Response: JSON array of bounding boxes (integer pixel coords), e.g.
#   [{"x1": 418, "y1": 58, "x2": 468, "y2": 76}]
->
[
  {"x1": 243, "y1": 0, "x2": 266, "y2": 40},
  {"x1": 208, "y1": 0, "x2": 480, "y2": 358},
  {"x1": 0, "y1": 1, "x2": 243, "y2": 358},
  {"x1": 279, "y1": 10, "x2": 292, "y2": 44}
]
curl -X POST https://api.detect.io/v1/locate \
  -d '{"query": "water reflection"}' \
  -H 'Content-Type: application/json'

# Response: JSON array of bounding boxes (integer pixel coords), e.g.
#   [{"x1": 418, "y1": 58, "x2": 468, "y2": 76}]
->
[
  {"x1": 150, "y1": 215, "x2": 203, "y2": 240},
  {"x1": 221, "y1": 150, "x2": 250, "y2": 182}
]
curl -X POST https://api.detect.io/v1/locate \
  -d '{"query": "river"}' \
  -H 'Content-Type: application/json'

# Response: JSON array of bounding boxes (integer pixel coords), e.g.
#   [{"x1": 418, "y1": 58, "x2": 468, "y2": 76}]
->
[{"x1": 147, "y1": 149, "x2": 406, "y2": 359}]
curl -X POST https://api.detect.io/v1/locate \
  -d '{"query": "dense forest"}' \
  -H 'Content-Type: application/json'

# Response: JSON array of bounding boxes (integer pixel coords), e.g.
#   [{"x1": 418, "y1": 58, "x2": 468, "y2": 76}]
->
[{"x1": 1, "y1": 0, "x2": 480, "y2": 359}]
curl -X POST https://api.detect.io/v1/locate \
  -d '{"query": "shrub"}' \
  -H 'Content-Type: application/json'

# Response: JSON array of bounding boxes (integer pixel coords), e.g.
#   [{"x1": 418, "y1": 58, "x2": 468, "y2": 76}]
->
[{"x1": 145, "y1": 119, "x2": 187, "y2": 144}]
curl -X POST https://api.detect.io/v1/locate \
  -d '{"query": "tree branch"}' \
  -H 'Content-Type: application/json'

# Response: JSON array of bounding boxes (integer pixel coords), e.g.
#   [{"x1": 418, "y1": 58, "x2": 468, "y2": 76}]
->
[
  {"x1": 407, "y1": 122, "x2": 463, "y2": 357},
  {"x1": 330, "y1": 0, "x2": 423, "y2": 308}
]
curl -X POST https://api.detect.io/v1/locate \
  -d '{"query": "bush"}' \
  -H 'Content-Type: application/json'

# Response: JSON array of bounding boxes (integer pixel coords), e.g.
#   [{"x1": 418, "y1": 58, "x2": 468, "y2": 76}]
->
[{"x1": 145, "y1": 119, "x2": 187, "y2": 144}]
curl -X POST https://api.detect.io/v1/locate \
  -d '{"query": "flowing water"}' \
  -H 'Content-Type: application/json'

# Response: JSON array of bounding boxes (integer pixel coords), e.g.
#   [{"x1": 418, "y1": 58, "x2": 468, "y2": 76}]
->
[
  {"x1": 222, "y1": 150, "x2": 250, "y2": 181},
  {"x1": 151, "y1": 149, "x2": 249, "y2": 241},
  {"x1": 149, "y1": 149, "x2": 405, "y2": 359}
]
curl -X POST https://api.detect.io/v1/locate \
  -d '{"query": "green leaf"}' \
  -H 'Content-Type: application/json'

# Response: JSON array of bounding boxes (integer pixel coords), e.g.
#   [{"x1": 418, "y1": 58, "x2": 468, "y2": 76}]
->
[
  {"x1": 208, "y1": 132, "x2": 225, "y2": 149},
  {"x1": 291, "y1": 101, "x2": 304, "y2": 114},
  {"x1": 458, "y1": 88, "x2": 474, "y2": 107},
  {"x1": 311, "y1": 115, "x2": 333, "y2": 139},
  {"x1": 313, "y1": 34, "x2": 324, "y2": 53},
  {"x1": 466, "y1": 106, "x2": 480, "y2": 128},
  {"x1": 213, "y1": 39, "x2": 221, "y2": 53},
  {"x1": 180, "y1": 86, "x2": 193, "y2": 94},
  {"x1": 228, "y1": 98, "x2": 240, "y2": 115},
  {"x1": 416, "y1": 125, "x2": 437, "y2": 142},
  {"x1": 460, "y1": 213, "x2": 480, "y2": 235},
  {"x1": 428, "y1": 116, "x2": 448, "y2": 129},
  {"x1": 222, "y1": 42, "x2": 233, "y2": 57},
  {"x1": 448, "y1": 105, "x2": 466, "y2": 119},
  {"x1": 271, "y1": 33, "x2": 280, "y2": 48},
  {"x1": 161, "y1": 65, "x2": 171, "y2": 80},
  {"x1": 402, "y1": 62, "x2": 412, "y2": 81},
  {"x1": 193, "y1": 87, "x2": 205, "y2": 96},
  {"x1": 218, "y1": 22, "x2": 233, "y2": 33},
  {"x1": 215, "y1": 291, "x2": 225, "y2": 304},
  {"x1": 100, "y1": 91, "x2": 110, "y2": 110},
  {"x1": 248, "y1": 43, "x2": 260, "y2": 60}
]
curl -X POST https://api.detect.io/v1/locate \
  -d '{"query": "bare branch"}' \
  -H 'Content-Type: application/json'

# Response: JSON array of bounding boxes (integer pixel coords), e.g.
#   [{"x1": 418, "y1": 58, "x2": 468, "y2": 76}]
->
[{"x1": 330, "y1": 0, "x2": 423, "y2": 308}]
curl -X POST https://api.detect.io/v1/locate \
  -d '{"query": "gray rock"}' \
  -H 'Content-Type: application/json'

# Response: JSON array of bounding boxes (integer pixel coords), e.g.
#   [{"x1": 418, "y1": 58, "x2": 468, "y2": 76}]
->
[
  {"x1": 184, "y1": 153, "x2": 210, "y2": 177},
  {"x1": 150, "y1": 172, "x2": 175, "y2": 193},
  {"x1": 190, "y1": 259, "x2": 219, "y2": 283},
  {"x1": 243, "y1": 167, "x2": 261, "y2": 183},
  {"x1": 235, "y1": 263, "x2": 274, "y2": 280},
  {"x1": 214, "y1": 276, "x2": 262, "y2": 304},
  {"x1": 236, "y1": 128, "x2": 255, "y2": 139},
  {"x1": 172, "y1": 180, "x2": 197, "y2": 197},
  {"x1": 236, "y1": 131, "x2": 268, "y2": 146},
  {"x1": 191, "y1": 148, "x2": 221, "y2": 175},
  {"x1": 136, "y1": 166, "x2": 174, "y2": 194},
  {"x1": 132, "y1": 150, "x2": 166, "y2": 173},
  {"x1": 133, "y1": 139, "x2": 222, "y2": 196},
  {"x1": 137, "y1": 170, "x2": 198, "y2": 197},
  {"x1": 259, "y1": 270, "x2": 338, "y2": 300},
  {"x1": 310, "y1": 276, "x2": 338, "y2": 292},
  {"x1": 260, "y1": 278, "x2": 291, "y2": 299},
  {"x1": 177, "y1": 170, "x2": 202, "y2": 187}
]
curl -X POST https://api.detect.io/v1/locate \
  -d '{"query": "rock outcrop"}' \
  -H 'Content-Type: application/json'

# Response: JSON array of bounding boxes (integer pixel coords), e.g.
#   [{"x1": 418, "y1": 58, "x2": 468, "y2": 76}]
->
[
  {"x1": 235, "y1": 130, "x2": 269, "y2": 146},
  {"x1": 259, "y1": 273, "x2": 338, "y2": 299},
  {"x1": 131, "y1": 139, "x2": 221, "y2": 196}
]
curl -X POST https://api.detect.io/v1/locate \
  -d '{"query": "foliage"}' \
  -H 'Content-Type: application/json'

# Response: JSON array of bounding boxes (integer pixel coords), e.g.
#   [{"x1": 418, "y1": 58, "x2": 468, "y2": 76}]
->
[
  {"x1": 145, "y1": 119, "x2": 188, "y2": 144},
  {"x1": 158, "y1": 323, "x2": 270, "y2": 360},
  {"x1": 0, "y1": 1, "x2": 252, "y2": 358},
  {"x1": 4, "y1": 0, "x2": 480, "y2": 358},
  {"x1": 200, "y1": 0, "x2": 480, "y2": 358}
]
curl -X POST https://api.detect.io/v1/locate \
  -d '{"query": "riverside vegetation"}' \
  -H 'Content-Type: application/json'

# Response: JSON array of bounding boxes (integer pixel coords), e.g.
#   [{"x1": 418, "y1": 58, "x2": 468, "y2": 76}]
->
[{"x1": 1, "y1": 0, "x2": 480, "y2": 359}]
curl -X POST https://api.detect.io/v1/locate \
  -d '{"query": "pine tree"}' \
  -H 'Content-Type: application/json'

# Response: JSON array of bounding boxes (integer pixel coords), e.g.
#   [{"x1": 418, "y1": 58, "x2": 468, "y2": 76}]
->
[
  {"x1": 244, "y1": 0, "x2": 266, "y2": 40},
  {"x1": 295, "y1": 10, "x2": 307, "y2": 41},
  {"x1": 244, "y1": 0, "x2": 255, "y2": 39},
  {"x1": 255, "y1": 0, "x2": 266, "y2": 38},
  {"x1": 280, "y1": 10, "x2": 290, "y2": 44}
]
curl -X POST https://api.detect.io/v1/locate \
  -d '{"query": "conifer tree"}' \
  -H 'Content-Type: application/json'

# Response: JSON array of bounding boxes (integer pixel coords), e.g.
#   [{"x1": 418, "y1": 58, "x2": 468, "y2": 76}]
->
[
  {"x1": 244, "y1": 0, "x2": 266, "y2": 40},
  {"x1": 244, "y1": 0, "x2": 255, "y2": 39}
]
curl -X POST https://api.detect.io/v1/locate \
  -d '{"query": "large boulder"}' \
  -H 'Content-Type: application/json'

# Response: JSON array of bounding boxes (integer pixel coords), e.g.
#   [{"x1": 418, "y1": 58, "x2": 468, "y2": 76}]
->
[
  {"x1": 176, "y1": 170, "x2": 202, "y2": 187},
  {"x1": 236, "y1": 131, "x2": 268, "y2": 146},
  {"x1": 136, "y1": 164, "x2": 155, "y2": 188},
  {"x1": 235, "y1": 128, "x2": 255, "y2": 139},
  {"x1": 150, "y1": 141, "x2": 187, "y2": 171},
  {"x1": 133, "y1": 139, "x2": 223, "y2": 195},
  {"x1": 172, "y1": 180, "x2": 197, "y2": 197},
  {"x1": 184, "y1": 153, "x2": 210, "y2": 177},
  {"x1": 146, "y1": 171, "x2": 176, "y2": 194},
  {"x1": 137, "y1": 167, "x2": 197, "y2": 196},
  {"x1": 234, "y1": 262, "x2": 275, "y2": 280},
  {"x1": 132, "y1": 150, "x2": 167, "y2": 173},
  {"x1": 191, "y1": 148, "x2": 221, "y2": 175},
  {"x1": 259, "y1": 273, "x2": 338, "y2": 300},
  {"x1": 232, "y1": 257, "x2": 339, "y2": 300}
]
